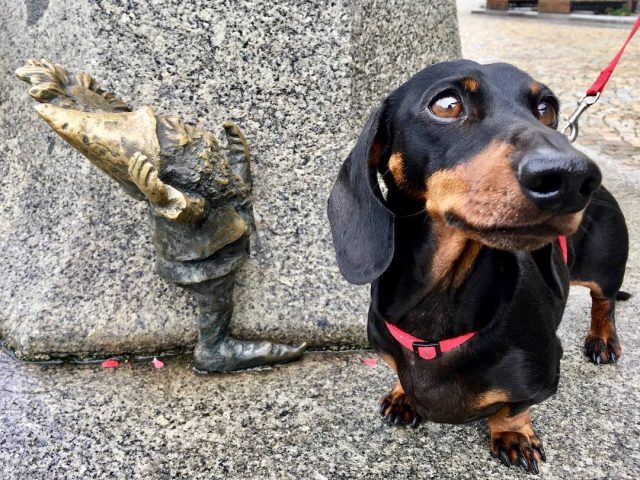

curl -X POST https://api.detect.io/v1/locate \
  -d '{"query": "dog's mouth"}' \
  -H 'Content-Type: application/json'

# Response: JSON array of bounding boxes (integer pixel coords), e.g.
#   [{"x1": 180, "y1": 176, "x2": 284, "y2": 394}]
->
[{"x1": 444, "y1": 211, "x2": 582, "y2": 250}]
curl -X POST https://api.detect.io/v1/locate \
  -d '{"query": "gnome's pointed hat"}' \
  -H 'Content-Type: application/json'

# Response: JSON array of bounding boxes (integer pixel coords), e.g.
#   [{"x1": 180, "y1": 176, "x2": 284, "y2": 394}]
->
[
  {"x1": 16, "y1": 59, "x2": 161, "y2": 199},
  {"x1": 34, "y1": 103, "x2": 161, "y2": 198}
]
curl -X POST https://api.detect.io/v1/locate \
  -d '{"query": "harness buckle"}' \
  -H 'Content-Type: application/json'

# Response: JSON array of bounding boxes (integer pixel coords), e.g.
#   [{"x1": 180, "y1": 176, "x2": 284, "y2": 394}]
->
[
  {"x1": 412, "y1": 340, "x2": 442, "y2": 358},
  {"x1": 561, "y1": 92, "x2": 601, "y2": 143}
]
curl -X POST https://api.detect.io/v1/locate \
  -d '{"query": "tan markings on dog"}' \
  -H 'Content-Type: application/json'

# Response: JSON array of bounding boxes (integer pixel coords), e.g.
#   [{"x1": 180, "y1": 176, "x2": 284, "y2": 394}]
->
[
  {"x1": 368, "y1": 141, "x2": 383, "y2": 167},
  {"x1": 388, "y1": 152, "x2": 424, "y2": 199},
  {"x1": 452, "y1": 240, "x2": 483, "y2": 287},
  {"x1": 425, "y1": 141, "x2": 566, "y2": 251},
  {"x1": 589, "y1": 295, "x2": 621, "y2": 354},
  {"x1": 488, "y1": 406, "x2": 535, "y2": 438},
  {"x1": 473, "y1": 389, "x2": 510, "y2": 410},
  {"x1": 548, "y1": 210, "x2": 585, "y2": 234},
  {"x1": 590, "y1": 295, "x2": 613, "y2": 337},
  {"x1": 572, "y1": 280, "x2": 612, "y2": 338},
  {"x1": 462, "y1": 77, "x2": 479, "y2": 92},
  {"x1": 426, "y1": 142, "x2": 526, "y2": 225},
  {"x1": 380, "y1": 380, "x2": 419, "y2": 424},
  {"x1": 380, "y1": 353, "x2": 397, "y2": 373},
  {"x1": 574, "y1": 280, "x2": 622, "y2": 359},
  {"x1": 529, "y1": 82, "x2": 542, "y2": 96},
  {"x1": 429, "y1": 219, "x2": 482, "y2": 287},
  {"x1": 381, "y1": 380, "x2": 407, "y2": 416},
  {"x1": 570, "y1": 280, "x2": 604, "y2": 296},
  {"x1": 387, "y1": 380, "x2": 404, "y2": 399},
  {"x1": 388, "y1": 153, "x2": 406, "y2": 186},
  {"x1": 488, "y1": 406, "x2": 544, "y2": 464}
]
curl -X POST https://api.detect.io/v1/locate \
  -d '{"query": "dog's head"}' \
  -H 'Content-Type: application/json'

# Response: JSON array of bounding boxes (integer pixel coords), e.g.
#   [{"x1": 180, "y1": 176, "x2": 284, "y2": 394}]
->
[{"x1": 328, "y1": 60, "x2": 601, "y2": 284}]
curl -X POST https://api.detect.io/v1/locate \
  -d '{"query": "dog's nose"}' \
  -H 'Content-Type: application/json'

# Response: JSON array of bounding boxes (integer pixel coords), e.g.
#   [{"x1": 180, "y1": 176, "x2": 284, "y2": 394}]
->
[{"x1": 516, "y1": 152, "x2": 602, "y2": 213}]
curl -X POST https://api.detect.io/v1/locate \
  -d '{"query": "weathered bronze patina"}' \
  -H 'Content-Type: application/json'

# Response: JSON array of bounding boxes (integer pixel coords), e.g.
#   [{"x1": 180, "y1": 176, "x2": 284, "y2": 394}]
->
[{"x1": 16, "y1": 59, "x2": 306, "y2": 372}]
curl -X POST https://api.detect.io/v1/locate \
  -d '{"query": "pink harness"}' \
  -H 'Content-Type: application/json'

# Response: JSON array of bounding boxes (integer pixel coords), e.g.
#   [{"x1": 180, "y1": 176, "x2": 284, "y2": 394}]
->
[{"x1": 386, "y1": 236, "x2": 568, "y2": 361}]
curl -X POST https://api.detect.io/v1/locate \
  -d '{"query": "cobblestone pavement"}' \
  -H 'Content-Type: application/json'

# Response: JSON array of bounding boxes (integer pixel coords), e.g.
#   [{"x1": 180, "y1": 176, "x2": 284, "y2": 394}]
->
[{"x1": 458, "y1": 1, "x2": 640, "y2": 167}]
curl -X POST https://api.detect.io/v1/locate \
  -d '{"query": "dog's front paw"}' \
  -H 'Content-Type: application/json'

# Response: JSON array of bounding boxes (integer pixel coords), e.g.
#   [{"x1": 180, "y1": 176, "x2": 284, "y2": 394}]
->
[
  {"x1": 491, "y1": 430, "x2": 545, "y2": 474},
  {"x1": 584, "y1": 332, "x2": 621, "y2": 365},
  {"x1": 379, "y1": 382, "x2": 421, "y2": 428}
]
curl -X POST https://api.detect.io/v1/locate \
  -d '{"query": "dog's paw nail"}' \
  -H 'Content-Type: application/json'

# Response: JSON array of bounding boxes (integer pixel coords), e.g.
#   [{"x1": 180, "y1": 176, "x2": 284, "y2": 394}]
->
[
  {"x1": 531, "y1": 458, "x2": 540, "y2": 475},
  {"x1": 393, "y1": 415, "x2": 403, "y2": 426},
  {"x1": 610, "y1": 352, "x2": 617, "y2": 363},
  {"x1": 595, "y1": 354, "x2": 601, "y2": 365},
  {"x1": 498, "y1": 449, "x2": 510, "y2": 467},
  {"x1": 536, "y1": 444, "x2": 546, "y2": 462},
  {"x1": 379, "y1": 400, "x2": 389, "y2": 415},
  {"x1": 411, "y1": 414, "x2": 421, "y2": 428},
  {"x1": 518, "y1": 456, "x2": 528, "y2": 471}
]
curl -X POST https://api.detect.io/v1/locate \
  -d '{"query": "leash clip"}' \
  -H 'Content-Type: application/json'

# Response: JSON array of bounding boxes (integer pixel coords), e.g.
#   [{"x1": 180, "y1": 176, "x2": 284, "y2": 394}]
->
[{"x1": 561, "y1": 92, "x2": 600, "y2": 143}]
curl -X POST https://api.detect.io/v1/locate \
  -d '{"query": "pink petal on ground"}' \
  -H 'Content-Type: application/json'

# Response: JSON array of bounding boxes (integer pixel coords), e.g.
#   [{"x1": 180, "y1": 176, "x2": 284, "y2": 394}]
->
[
  {"x1": 152, "y1": 357, "x2": 164, "y2": 369},
  {"x1": 101, "y1": 359, "x2": 119, "y2": 368},
  {"x1": 361, "y1": 357, "x2": 377, "y2": 367}
]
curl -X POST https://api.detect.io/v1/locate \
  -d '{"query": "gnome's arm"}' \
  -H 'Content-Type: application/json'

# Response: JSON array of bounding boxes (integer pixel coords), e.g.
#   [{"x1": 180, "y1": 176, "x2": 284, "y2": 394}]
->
[{"x1": 128, "y1": 152, "x2": 206, "y2": 224}]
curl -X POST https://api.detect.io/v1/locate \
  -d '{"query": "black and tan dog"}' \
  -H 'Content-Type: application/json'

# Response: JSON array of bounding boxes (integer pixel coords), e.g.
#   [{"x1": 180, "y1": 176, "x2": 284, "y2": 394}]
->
[{"x1": 327, "y1": 60, "x2": 629, "y2": 474}]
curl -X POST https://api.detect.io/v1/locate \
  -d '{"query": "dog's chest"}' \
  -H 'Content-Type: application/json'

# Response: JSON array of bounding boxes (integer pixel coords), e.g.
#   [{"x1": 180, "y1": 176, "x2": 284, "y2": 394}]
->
[{"x1": 391, "y1": 250, "x2": 567, "y2": 423}]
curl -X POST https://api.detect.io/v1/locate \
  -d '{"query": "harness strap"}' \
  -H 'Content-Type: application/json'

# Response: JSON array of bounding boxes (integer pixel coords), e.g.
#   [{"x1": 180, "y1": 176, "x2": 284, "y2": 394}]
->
[
  {"x1": 558, "y1": 235, "x2": 568, "y2": 264},
  {"x1": 385, "y1": 320, "x2": 476, "y2": 361},
  {"x1": 385, "y1": 236, "x2": 568, "y2": 360}
]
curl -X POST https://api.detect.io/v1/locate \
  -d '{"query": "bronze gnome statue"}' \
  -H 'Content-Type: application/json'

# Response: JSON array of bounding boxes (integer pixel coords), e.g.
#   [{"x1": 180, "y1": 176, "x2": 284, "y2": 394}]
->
[{"x1": 16, "y1": 59, "x2": 306, "y2": 372}]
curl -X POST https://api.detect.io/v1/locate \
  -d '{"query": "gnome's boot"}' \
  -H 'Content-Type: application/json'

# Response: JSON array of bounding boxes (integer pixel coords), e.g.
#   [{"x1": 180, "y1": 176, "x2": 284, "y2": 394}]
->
[{"x1": 182, "y1": 274, "x2": 307, "y2": 372}]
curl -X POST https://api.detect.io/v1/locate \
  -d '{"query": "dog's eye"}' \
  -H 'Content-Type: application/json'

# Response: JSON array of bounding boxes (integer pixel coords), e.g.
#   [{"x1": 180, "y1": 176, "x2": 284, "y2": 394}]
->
[
  {"x1": 429, "y1": 94, "x2": 463, "y2": 120},
  {"x1": 536, "y1": 101, "x2": 557, "y2": 126}
]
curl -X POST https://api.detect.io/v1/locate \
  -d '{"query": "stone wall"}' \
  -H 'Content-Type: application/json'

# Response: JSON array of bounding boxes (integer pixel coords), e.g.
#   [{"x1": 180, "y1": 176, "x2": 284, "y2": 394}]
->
[{"x1": 0, "y1": 0, "x2": 461, "y2": 359}]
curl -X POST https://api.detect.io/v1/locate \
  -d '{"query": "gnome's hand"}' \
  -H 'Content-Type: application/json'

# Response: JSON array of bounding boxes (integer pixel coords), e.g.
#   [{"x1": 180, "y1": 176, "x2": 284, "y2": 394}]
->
[
  {"x1": 128, "y1": 152, "x2": 206, "y2": 224},
  {"x1": 223, "y1": 121, "x2": 252, "y2": 188},
  {"x1": 128, "y1": 152, "x2": 169, "y2": 204}
]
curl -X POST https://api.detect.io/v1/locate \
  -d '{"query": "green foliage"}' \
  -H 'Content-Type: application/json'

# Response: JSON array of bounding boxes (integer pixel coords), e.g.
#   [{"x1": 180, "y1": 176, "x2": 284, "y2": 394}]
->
[{"x1": 603, "y1": 5, "x2": 633, "y2": 16}]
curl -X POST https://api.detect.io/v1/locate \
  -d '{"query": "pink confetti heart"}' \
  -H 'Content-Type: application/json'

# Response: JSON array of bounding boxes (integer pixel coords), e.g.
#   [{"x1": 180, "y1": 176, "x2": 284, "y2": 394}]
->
[
  {"x1": 361, "y1": 357, "x2": 377, "y2": 367},
  {"x1": 152, "y1": 357, "x2": 164, "y2": 369},
  {"x1": 101, "y1": 359, "x2": 119, "y2": 368}
]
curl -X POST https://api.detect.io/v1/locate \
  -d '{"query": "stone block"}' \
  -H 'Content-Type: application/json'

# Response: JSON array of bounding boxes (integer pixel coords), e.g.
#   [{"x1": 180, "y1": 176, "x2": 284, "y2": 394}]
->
[{"x1": 0, "y1": 0, "x2": 461, "y2": 359}]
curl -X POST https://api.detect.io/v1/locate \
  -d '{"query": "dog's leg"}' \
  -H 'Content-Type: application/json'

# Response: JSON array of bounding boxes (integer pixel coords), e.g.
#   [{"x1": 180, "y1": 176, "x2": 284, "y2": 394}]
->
[
  {"x1": 488, "y1": 405, "x2": 545, "y2": 474},
  {"x1": 569, "y1": 186, "x2": 628, "y2": 365},
  {"x1": 580, "y1": 285, "x2": 622, "y2": 365},
  {"x1": 379, "y1": 354, "x2": 421, "y2": 427}
]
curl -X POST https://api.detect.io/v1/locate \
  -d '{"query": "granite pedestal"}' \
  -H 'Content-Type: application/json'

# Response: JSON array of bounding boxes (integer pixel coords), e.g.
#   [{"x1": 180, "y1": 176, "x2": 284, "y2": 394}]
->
[{"x1": 0, "y1": 0, "x2": 461, "y2": 359}]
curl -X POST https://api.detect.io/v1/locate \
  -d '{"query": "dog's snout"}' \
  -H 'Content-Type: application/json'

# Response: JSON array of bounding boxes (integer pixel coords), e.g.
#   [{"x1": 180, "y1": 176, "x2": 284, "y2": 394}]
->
[{"x1": 517, "y1": 152, "x2": 602, "y2": 213}]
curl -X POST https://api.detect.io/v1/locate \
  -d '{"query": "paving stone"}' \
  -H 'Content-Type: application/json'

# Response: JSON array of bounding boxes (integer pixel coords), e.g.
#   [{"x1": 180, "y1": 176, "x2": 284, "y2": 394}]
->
[{"x1": 459, "y1": 0, "x2": 640, "y2": 167}]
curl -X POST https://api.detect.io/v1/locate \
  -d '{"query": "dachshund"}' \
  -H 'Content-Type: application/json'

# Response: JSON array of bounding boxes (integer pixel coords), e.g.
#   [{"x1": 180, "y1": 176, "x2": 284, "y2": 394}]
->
[{"x1": 327, "y1": 60, "x2": 629, "y2": 474}]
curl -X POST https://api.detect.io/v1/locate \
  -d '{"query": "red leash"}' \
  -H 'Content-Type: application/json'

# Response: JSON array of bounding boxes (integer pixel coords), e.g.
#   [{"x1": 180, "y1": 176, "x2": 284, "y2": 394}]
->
[
  {"x1": 586, "y1": 15, "x2": 640, "y2": 96},
  {"x1": 562, "y1": 15, "x2": 640, "y2": 142}
]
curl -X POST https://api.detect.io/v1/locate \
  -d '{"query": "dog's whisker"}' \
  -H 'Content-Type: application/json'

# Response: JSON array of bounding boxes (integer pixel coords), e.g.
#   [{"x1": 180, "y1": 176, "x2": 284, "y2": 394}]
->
[{"x1": 397, "y1": 208, "x2": 427, "y2": 218}]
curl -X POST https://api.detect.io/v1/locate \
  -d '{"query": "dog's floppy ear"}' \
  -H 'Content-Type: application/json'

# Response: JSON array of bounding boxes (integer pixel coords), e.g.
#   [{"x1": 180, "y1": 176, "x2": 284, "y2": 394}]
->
[{"x1": 327, "y1": 103, "x2": 394, "y2": 285}]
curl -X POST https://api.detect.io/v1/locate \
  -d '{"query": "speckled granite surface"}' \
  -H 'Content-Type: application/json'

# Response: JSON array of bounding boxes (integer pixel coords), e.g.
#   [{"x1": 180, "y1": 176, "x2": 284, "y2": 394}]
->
[
  {"x1": 0, "y1": 0, "x2": 461, "y2": 359},
  {"x1": 1, "y1": 284, "x2": 638, "y2": 480},
  {"x1": 1, "y1": 144, "x2": 639, "y2": 478}
]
